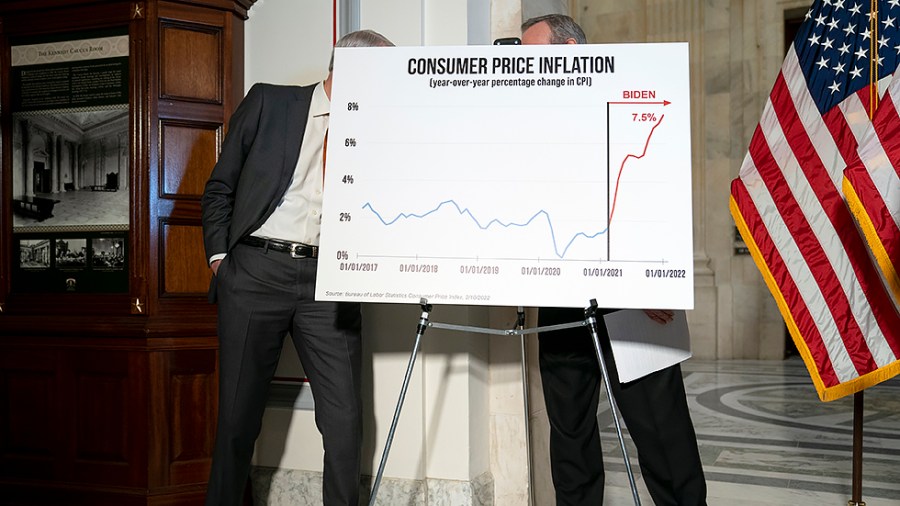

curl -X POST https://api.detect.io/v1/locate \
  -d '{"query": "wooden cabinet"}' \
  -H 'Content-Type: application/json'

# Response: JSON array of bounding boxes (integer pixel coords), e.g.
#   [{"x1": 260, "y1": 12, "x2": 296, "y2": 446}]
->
[{"x1": 0, "y1": 1, "x2": 254, "y2": 504}]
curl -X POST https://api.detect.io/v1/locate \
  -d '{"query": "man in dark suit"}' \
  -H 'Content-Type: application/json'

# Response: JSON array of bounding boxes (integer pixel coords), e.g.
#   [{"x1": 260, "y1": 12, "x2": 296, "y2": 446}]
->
[
  {"x1": 522, "y1": 14, "x2": 707, "y2": 506},
  {"x1": 201, "y1": 29, "x2": 394, "y2": 506}
]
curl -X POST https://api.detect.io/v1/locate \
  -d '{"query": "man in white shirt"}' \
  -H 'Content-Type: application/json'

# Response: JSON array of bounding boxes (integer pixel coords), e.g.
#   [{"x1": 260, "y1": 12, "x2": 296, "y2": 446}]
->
[{"x1": 201, "y1": 29, "x2": 394, "y2": 506}]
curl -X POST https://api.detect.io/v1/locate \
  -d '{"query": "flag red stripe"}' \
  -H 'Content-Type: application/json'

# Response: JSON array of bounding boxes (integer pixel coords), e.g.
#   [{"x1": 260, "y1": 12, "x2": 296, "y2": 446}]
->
[
  {"x1": 769, "y1": 73, "x2": 900, "y2": 361},
  {"x1": 856, "y1": 86, "x2": 872, "y2": 118},
  {"x1": 731, "y1": 175, "x2": 841, "y2": 387},
  {"x1": 871, "y1": 92, "x2": 900, "y2": 180},
  {"x1": 823, "y1": 105, "x2": 859, "y2": 167}
]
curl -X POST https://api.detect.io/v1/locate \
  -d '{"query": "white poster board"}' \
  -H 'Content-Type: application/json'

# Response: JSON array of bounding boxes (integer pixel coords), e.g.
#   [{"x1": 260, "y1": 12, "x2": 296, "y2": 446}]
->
[{"x1": 317, "y1": 43, "x2": 693, "y2": 309}]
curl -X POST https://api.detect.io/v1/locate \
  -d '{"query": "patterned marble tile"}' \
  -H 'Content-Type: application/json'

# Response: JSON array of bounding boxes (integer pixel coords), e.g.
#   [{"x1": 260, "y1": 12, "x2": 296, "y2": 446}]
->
[
  {"x1": 250, "y1": 468, "x2": 492, "y2": 505},
  {"x1": 593, "y1": 358, "x2": 900, "y2": 505}
]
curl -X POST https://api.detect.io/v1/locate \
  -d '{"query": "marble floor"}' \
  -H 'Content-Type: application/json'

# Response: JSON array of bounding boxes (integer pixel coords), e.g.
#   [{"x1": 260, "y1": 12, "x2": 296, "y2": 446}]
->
[{"x1": 597, "y1": 358, "x2": 900, "y2": 506}]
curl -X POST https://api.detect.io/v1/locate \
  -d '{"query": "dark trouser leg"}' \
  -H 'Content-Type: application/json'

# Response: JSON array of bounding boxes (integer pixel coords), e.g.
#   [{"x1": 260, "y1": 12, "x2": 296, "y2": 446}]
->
[
  {"x1": 290, "y1": 257, "x2": 362, "y2": 506},
  {"x1": 205, "y1": 245, "x2": 293, "y2": 506},
  {"x1": 614, "y1": 364, "x2": 707, "y2": 506},
  {"x1": 538, "y1": 307, "x2": 605, "y2": 506}
]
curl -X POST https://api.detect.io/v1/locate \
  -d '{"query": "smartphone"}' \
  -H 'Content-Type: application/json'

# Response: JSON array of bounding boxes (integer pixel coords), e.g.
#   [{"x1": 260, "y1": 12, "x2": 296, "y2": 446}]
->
[{"x1": 493, "y1": 37, "x2": 521, "y2": 45}]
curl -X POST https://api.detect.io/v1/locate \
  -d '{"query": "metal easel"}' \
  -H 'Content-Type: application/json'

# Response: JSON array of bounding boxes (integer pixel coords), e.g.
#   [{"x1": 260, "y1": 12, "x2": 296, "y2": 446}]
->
[{"x1": 367, "y1": 298, "x2": 641, "y2": 506}]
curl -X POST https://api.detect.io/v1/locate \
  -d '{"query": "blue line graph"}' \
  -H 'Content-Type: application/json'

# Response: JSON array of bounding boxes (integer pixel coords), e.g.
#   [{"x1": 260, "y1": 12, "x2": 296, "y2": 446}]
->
[{"x1": 362, "y1": 200, "x2": 607, "y2": 259}]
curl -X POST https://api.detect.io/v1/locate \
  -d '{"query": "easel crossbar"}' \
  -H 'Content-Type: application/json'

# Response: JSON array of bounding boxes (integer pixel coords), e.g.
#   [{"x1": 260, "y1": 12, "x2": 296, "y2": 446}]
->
[{"x1": 428, "y1": 320, "x2": 585, "y2": 336}]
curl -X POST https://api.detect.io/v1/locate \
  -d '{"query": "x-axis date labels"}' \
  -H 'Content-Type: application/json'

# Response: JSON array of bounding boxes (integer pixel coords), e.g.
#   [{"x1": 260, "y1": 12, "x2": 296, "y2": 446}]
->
[
  {"x1": 645, "y1": 268, "x2": 686, "y2": 279},
  {"x1": 339, "y1": 262, "x2": 379, "y2": 272},
  {"x1": 521, "y1": 266, "x2": 561, "y2": 276},
  {"x1": 459, "y1": 265, "x2": 500, "y2": 275},
  {"x1": 399, "y1": 263, "x2": 438, "y2": 273},
  {"x1": 583, "y1": 267, "x2": 623, "y2": 277}
]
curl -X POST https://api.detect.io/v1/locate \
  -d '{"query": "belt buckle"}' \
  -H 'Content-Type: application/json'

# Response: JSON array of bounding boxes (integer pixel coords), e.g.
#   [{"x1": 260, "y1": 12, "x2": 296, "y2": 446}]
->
[{"x1": 289, "y1": 243, "x2": 306, "y2": 258}]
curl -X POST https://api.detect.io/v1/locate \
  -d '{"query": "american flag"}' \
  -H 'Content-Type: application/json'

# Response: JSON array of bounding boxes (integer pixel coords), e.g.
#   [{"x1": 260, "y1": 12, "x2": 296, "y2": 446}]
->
[{"x1": 730, "y1": 0, "x2": 900, "y2": 401}]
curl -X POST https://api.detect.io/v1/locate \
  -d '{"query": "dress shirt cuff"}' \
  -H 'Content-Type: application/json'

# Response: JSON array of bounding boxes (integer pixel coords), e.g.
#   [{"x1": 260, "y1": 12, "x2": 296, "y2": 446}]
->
[{"x1": 209, "y1": 253, "x2": 227, "y2": 266}]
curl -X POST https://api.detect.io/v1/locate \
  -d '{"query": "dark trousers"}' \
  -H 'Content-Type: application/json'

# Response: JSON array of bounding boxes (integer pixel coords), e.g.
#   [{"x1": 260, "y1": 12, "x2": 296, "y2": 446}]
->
[
  {"x1": 206, "y1": 243, "x2": 363, "y2": 506},
  {"x1": 538, "y1": 307, "x2": 706, "y2": 506}
]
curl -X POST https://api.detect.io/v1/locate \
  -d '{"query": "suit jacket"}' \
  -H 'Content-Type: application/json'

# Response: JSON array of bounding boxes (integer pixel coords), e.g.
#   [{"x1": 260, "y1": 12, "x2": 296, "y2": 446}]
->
[{"x1": 201, "y1": 82, "x2": 316, "y2": 301}]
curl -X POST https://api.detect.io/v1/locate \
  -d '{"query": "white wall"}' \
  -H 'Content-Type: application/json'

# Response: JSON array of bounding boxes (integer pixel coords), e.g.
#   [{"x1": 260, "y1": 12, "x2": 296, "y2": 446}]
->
[{"x1": 244, "y1": 0, "x2": 333, "y2": 89}]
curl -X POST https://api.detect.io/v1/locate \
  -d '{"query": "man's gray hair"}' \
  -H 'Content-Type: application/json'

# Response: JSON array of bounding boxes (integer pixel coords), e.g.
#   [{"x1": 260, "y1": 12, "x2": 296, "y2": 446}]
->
[
  {"x1": 329, "y1": 29, "x2": 394, "y2": 71},
  {"x1": 521, "y1": 14, "x2": 587, "y2": 45}
]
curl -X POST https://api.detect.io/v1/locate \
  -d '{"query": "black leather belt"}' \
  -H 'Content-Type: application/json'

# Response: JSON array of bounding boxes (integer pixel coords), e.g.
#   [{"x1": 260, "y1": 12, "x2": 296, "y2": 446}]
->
[{"x1": 240, "y1": 236, "x2": 318, "y2": 258}]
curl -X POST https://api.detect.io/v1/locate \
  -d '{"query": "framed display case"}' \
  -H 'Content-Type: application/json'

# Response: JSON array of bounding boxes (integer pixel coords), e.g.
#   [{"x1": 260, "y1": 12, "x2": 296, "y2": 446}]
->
[{"x1": 0, "y1": 1, "x2": 254, "y2": 504}]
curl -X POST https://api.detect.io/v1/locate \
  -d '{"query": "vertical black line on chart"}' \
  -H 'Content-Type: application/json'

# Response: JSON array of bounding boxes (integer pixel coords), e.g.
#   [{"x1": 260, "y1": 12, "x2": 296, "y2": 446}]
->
[{"x1": 606, "y1": 101, "x2": 611, "y2": 260}]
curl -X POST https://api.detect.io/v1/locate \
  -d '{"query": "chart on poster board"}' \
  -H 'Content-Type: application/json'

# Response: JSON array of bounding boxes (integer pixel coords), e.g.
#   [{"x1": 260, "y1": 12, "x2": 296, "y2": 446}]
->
[{"x1": 316, "y1": 43, "x2": 693, "y2": 309}]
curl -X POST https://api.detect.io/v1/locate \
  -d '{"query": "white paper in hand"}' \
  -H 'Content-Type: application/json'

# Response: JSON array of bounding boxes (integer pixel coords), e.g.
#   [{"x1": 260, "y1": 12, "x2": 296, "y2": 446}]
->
[{"x1": 603, "y1": 309, "x2": 692, "y2": 383}]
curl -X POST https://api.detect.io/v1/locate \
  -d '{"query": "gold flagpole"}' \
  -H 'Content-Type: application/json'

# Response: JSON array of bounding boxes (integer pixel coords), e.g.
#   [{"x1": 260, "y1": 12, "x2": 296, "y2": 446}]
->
[
  {"x1": 870, "y1": 0, "x2": 880, "y2": 115},
  {"x1": 869, "y1": 0, "x2": 879, "y2": 114}
]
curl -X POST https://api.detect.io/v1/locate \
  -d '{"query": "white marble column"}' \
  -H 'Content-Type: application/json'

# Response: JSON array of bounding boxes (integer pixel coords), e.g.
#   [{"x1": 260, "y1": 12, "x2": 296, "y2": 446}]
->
[
  {"x1": 23, "y1": 121, "x2": 34, "y2": 198},
  {"x1": 118, "y1": 132, "x2": 128, "y2": 190},
  {"x1": 95, "y1": 140, "x2": 104, "y2": 187},
  {"x1": 491, "y1": 0, "x2": 522, "y2": 41},
  {"x1": 74, "y1": 144, "x2": 82, "y2": 190},
  {"x1": 52, "y1": 133, "x2": 61, "y2": 193}
]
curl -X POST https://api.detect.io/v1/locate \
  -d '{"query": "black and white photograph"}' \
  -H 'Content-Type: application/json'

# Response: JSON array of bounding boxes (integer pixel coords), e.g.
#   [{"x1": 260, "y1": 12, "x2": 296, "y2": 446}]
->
[
  {"x1": 11, "y1": 109, "x2": 129, "y2": 232},
  {"x1": 91, "y1": 236, "x2": 125, "y2": 270},
  {"x1": 18, "y1": 238, "x2": 51, "y2": 269},
  {"x1": 55, "y1": 238, "x2": 87, "y2": 269}
]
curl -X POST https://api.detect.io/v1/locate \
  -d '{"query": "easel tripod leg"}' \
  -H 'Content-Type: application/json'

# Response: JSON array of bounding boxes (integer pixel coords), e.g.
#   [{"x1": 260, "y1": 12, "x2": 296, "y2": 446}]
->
[
  {"x1": 368, "y1": 301, "x2": 432, "y2": 506},
  {"x1": 517, "y1": 307, "x2": 536, "y2": 506},
  {"x1": 585, "y1": 300, "x2": 641, "y2": 506}
]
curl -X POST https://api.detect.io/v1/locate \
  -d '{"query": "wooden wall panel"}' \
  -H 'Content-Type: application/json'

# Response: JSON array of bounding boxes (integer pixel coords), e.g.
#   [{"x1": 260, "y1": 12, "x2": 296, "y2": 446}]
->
[
  {"x1": 74, "y1": 369, "x2": 129, "y2": 463},
  {"x1": 159, "y1": 22, "x2": 222, "y2": 103},
  {"x1": 161, "y1": 121, "x2": 221, "y2": 198},
  {"x1": 165, "y1": 350, "x2": 216, "y2": 485},
  {"x1": 161, "y1": 222, "x2": 211, "y2": 295},
  {"x1": 69, "y1": 351, "x2": 146, "y2": 487},
  {"x1": 0, "y1": 351, "x2": 58, "y2": 479},
  {"x1": 3, "y1": 373, "x2": 55, "y2": 455}
]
